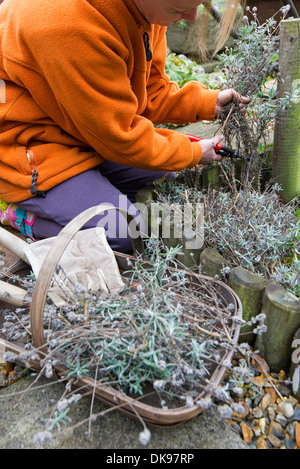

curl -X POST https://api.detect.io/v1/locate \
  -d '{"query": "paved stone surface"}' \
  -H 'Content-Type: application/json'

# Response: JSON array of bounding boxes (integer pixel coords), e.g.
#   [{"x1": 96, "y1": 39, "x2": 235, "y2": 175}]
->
[{"x1": 0, "y1": 375, "x2": 248, "y2": 449}]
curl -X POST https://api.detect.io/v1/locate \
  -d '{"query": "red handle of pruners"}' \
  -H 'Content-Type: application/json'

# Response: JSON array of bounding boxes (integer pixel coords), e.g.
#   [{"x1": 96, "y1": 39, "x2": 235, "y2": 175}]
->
[
  {"x1": 185, "y1": 133, "x2": 222, "y2": 152},
  {"x1": 185, "y1": 134, "x2": 243, "y2": 159}
]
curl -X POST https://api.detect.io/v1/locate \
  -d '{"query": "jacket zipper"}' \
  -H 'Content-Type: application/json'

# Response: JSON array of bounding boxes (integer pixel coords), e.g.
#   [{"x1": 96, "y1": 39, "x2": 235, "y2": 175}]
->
[
  {"x1": 143, "y1": 32, "x2": 152, "y2": 61},
  {"x1": 26, "y1": 149, "x2": 39, "y2": 195}
]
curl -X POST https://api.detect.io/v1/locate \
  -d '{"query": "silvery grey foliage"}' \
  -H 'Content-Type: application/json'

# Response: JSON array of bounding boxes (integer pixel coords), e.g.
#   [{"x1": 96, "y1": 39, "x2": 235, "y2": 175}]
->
[{"x1": 217, "y1": 6, "x2": 294, "y2": 187}]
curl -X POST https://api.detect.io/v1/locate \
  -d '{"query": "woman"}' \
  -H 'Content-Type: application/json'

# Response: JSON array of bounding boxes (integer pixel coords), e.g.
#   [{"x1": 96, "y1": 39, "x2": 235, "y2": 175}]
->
[{"x1": 0, "y1": 0, "x2": 247, "y2": 252}]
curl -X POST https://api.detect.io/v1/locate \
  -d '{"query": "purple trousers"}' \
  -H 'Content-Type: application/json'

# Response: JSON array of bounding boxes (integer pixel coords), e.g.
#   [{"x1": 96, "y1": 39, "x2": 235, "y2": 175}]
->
[{"x1": 17, "y1": 160, "x2": 169, "y2": 252}]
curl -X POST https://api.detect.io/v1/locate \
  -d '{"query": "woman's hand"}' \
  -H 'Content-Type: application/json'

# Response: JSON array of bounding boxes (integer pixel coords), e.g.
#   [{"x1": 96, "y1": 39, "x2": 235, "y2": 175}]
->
[
  {"x1": 198, "y1": 134, "x2": 224, "y2": 164},
  {"x1": 215, "y1": 88, "x2": 250, "y2": 118}
]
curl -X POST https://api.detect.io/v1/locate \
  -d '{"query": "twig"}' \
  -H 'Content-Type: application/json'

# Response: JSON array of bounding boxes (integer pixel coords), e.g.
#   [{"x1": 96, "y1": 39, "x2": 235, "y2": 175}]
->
[
  {"x1": 196, "y1": 324, "x2": 221, "y2": 339},
  {"x1": 88, "y1": 363, "x2": 98, "y2": 437},
  {"x1": 251, "y1": 353, "x2": 284, "y2": 401}
]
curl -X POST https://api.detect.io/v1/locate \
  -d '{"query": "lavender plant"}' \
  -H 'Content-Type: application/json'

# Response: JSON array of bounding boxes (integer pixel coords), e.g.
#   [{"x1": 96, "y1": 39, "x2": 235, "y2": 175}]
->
[
  {"x1": 217, "y1": 5, "x2": 294, "y2": 189},
  {"x1": 153, "y1": 176, "x2": 300, "y2": 297},
  {"x1": 41, "y1": 244, "x2": 238, "y2": 398}
]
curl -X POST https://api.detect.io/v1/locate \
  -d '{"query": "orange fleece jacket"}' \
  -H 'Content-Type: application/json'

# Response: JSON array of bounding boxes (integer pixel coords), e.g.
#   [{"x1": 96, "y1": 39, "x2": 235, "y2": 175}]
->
[{"x1": 0, "y1": 0, "x2": 219, "y2": 203}]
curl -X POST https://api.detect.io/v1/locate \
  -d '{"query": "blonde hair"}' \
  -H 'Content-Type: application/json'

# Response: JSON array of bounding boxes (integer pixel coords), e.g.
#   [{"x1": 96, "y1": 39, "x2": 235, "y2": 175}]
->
[{"x1": 188, "y1": 0, "x2": 245, "y2": 60}]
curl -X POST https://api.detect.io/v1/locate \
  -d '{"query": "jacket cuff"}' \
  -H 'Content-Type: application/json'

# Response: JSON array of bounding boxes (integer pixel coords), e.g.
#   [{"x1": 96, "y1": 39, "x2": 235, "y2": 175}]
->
[
  {"x1": 187, "y1": 142, "x2": 203, "y2": 167},
  {"x1": 196, "y1": 89, "x2": 220, "y2": 121}
]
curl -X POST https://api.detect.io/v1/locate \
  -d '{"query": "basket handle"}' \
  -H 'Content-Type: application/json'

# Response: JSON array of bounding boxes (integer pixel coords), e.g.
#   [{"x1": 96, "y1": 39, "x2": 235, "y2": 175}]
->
[{"x1": 30, "y1": 204, "x2": 145, "y2": 350}]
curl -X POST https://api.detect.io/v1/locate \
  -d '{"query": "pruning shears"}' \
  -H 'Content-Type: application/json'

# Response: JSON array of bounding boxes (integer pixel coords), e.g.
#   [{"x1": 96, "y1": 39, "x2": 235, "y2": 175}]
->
[
  {"x1": 157, "y1": 133, "x2": 247, "y2": 184},
  {"x1": 186, "y1": 134, "x2": 245, "y2": 159}
]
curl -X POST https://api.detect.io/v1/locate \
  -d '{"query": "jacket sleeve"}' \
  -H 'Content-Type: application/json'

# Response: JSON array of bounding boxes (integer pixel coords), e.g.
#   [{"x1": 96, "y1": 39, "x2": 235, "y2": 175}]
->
[
  {"x1": 142, "y1": 26, "x2": 220, "y2": 125},
  {"x1": 14, "y1": 20, "x2": 207, "y2": 172}
]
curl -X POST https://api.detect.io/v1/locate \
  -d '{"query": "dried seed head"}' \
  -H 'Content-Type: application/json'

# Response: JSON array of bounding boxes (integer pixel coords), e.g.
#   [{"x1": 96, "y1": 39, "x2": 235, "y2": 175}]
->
[{"x1": 138, "y1": 428, "x2": 151, "y2": 446}]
